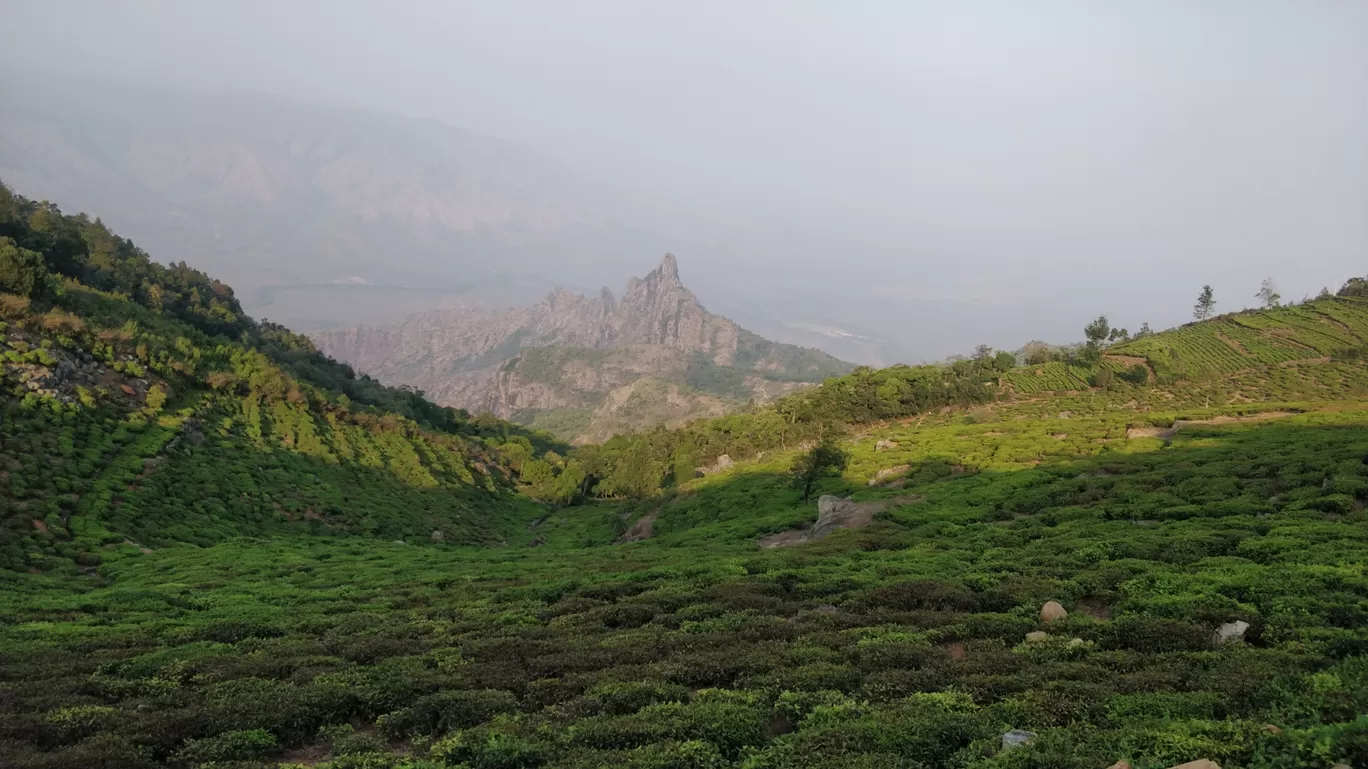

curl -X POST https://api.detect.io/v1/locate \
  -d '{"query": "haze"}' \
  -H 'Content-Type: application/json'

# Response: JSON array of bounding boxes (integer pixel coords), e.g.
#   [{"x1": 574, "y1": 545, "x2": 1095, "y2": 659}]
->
[{"x1": 2, "y1": 0, "x2": 1365, "y2": 362}]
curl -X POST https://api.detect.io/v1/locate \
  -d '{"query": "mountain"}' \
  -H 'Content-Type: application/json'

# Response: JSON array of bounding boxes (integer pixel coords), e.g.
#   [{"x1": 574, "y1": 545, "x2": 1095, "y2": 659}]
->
[{"x1": 314, "y1": 254, "x2": 854, "y2": 441}]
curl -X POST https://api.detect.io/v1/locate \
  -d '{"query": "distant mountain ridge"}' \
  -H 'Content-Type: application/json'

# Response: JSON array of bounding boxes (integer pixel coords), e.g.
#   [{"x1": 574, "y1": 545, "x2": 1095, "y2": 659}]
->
[{"x1": 313, "y1": 255, "x2": 853, "y2": 440}]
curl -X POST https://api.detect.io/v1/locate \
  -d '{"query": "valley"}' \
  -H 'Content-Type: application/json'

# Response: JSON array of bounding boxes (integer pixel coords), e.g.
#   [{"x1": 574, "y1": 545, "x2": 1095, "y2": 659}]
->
[{"x1": 3, "y1": 185, "x2": 1368, "y2": 768}]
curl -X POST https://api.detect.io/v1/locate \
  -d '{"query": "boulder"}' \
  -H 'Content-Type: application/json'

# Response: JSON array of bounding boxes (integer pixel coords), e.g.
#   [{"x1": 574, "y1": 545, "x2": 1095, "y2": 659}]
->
[
  {"x1": 1040, "y1": 601, "x2": 1068, "y2": 623},
  {"x1": 1166, "y1": 762, "x2": 1220, "y2": 769},
  {"x1": 1024, "y1": 631, "x2": 1050, "y2": 643},
  {"x1": 430, "y1": 530, "x2": 444, "y2": 542},
  {"x1": 699, "y1": 454, "x2": 734, "y2": 475},
  {"x1": 812, "y1": 495, "x2": 861, "y2": 538},
  {"x1": 875, "y1": 439, "x2": 898, "y2": 451},
  {"x1": 1213, "y1": 620, "x2": 1250, "y2": 645},
  {"x1": 1001, "y1": 730, "x2": 1036, "y2": 751},
  {"x1": 1107, "y1": 762, "x2": 1133, "y2": 769}
]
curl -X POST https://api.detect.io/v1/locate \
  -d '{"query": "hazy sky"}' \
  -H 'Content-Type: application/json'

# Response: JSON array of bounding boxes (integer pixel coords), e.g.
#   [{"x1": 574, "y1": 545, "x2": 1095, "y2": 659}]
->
[{"x1": 3, "y1": 0, "x2": 1366, "y2": 331}]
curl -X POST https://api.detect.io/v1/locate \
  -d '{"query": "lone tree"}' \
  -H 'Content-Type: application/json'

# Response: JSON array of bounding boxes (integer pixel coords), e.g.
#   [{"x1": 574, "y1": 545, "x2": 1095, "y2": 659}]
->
[
  {"x1": 1193, "y1": 285, "x2": 1216, "y2": 320},
  {"x1": 1256, "y1": 278, "x2": 1281, "y2": 309},
  {"x1": 791, "y1": 438, "x2": 849, "y2": 502},
  {"x1": 1084, "y1": 315, "x2": 1111, "y2": 348},
  {"x1": 1339, "y1": 276, "x2": 1368, "y2": 298}
]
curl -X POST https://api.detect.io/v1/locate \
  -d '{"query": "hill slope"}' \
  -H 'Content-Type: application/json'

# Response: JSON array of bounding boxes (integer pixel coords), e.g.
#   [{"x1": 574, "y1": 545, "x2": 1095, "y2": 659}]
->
[
  {"x1": 0, "y1": 182, "x2": 558, "y2": 575},
  {"x1": 4, "y1": 185, "x2": 1368, "y2": 769},
  {"x1": 314, "y1": 254, "x2": 853, "y2": 442}
]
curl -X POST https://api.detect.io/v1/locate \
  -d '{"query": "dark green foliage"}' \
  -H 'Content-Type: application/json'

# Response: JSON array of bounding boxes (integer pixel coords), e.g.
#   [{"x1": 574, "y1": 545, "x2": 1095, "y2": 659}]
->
[
  {"x1": 790, "y1": 439, "x2": 849, "y2": 501},
  {"x1": 0, "y1": 235, "x2": 57, "y2": 299}
]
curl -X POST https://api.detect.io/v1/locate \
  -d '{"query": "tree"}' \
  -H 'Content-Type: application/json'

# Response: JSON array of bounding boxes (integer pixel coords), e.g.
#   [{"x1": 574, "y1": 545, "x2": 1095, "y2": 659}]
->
[
  {"x1": 605, "y1": 441, "x2": 663, "y2": 499},
  {"x1": 0, "y1": 236, "x2": 55, "y2": 299},
  {"x1": 144, "y1": 384, "x2": 168, "y2": 415},
  {"x1": 992, "y1": 350, "x2": 1016, "y2": 372},
  {"x1": 790, "y1": 438, "x2": 849, "y2": 502},
  {"x1": 1022, "y1": 342, "x2": 1055, "y2": 366},
  {"x1": 1083, "y1": 315, "x2": 1111, "y2": 348},
  {"x1": 1338, "y1": 276, "x2": 1368, "y2": 299},
  {"x1": 1135, "y1": 322, "x2": 1153, "y2": 339},
  {"x1": 1193, "y1": 285, "x2": 1216, "y2": 320},
  {"x1": 1080, "y1": 315, "x2": 1112, "y2": 363},
  {"x1": 1256, "y1": 278, "x2": 1281, "y2": 308},
  {"x1": 972, "y1": 344, "x2": 993, "y2": 361}
]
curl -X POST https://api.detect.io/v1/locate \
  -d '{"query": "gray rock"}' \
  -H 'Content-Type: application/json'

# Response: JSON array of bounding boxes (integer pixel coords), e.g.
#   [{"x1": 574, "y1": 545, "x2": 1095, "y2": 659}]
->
[
  {"x1": 1213, "y1": 620, "x2": 1250, "y2": 645},
  {"x1": 698, "y1": 454, "x2": 734, "y2": 475},
  {"x1": 430, "y1": 530, "x2": 444, "y2": 542},
  {"x1": 1024, "y1": 631, "x2": 1050, "y2": 643},
  {"x1": 875, "y1": 439, "x2": 898, "y2": 451},
  {"x1": 810, "y1": 495, "x2": 862, "y2": 538},
  {"x1": 1001, "y1": 730, "x2": 1037, "y2": 750}
]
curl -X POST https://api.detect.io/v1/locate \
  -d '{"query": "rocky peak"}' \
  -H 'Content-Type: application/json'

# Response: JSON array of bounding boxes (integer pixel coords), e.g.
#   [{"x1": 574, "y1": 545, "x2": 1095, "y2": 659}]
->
[
  {"x1": 659, "y1": 252, "x2": 680, "y2": 281},
  {"x1": 612, "y1": 254, "x2": 732, "y2": 359}
]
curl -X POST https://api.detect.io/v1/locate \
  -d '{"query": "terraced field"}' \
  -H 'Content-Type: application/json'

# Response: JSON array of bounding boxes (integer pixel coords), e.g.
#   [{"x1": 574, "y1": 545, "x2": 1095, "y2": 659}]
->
[{"x1": 1111, "y1": 297, "x2": 1368, "y2": 377}]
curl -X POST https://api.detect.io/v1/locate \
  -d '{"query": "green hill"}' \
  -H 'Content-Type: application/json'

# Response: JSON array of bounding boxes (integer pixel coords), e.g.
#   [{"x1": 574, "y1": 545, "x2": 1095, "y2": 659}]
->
[{"x1": 4, "y1": 182, "x2": 1368, "y2": 768}]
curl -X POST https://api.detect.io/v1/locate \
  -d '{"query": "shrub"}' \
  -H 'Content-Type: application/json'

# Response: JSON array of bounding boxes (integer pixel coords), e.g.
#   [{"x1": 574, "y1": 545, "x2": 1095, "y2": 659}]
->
[{"x1": 175, "y1": 729, "x2": 278, "y2": 763}]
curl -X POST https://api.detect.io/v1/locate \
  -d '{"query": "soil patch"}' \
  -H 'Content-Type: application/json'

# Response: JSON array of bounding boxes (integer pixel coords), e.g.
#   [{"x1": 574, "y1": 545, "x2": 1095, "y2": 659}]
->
[
  {"x1": 1075, "y1": 597, "x2": 1112, "y2": 620},
  {"x1": 1127, "y1": 410, "x2": 1300, "y2": 441},
  {"x1": 757, "y1": 494, "x2": 924, "y2": 549},
  {"x1": 618, "y1": 513, "x2": 657, "y2": 543}
]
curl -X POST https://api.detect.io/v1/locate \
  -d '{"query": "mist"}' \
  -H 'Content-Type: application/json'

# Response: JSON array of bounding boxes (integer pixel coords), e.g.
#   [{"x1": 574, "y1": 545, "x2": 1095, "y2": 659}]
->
[{"x1": 2, "y1": 0, "x2": 1365, "y2": 362}]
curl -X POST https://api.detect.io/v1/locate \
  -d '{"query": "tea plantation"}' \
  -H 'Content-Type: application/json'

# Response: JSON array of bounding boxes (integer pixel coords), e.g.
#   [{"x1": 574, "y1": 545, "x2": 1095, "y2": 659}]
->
[{"x1": 4, "y1": 184, "x2": 1368, "y2": 768}]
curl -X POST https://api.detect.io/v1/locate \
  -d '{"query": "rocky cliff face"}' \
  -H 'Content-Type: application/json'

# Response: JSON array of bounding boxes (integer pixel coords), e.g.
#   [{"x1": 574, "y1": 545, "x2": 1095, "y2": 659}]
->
[{"x1": 313, "y1": 255, "x2": 852, "y2": 439}]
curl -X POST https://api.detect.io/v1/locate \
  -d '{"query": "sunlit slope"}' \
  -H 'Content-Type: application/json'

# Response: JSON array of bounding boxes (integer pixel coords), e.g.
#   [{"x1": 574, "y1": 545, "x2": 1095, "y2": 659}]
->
[{"x1": 1003, "y1": 297, "x2": 1368, "y2": 394}]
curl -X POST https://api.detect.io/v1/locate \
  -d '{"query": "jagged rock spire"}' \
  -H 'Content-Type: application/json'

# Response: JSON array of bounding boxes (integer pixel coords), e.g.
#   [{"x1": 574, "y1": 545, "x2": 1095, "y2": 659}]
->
[{"x1": 659, "y1": 253, "x2": 679, "y2": 282}]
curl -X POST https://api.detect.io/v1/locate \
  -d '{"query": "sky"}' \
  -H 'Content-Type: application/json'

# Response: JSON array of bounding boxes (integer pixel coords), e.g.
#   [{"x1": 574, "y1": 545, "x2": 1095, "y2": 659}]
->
[{"x1": 2, "y1": 0, "x2": 1366, "y2": 340}]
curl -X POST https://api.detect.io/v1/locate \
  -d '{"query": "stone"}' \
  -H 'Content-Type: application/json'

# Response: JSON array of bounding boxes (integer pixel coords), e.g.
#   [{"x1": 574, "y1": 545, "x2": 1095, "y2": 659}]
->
[
  {"x1": 1213, "y1": 620, "x2": 1250, "y2": 645},
  {"x1": 1040, "y1": 601, "x2": 1068, "y2": 623},
  {"x1": 813, "y1": 495, "x2": 859, "y2": 534},
  {"x1": 1107, "y1": 762, "x2": 1133, "y2": 769},
  {"x1": 1330, "y1": 764, "x2": 1351, "y2": 769},
  {"x1": 1068, "y1": 637, "x2": 1086, "y2": 648},
  {"x1": 701, "y1": 454, "x2": 733, "y2": 475},
  {"x1": 1025, "y1": 631, "x2": 1050, "y2": 643},
  {"x1": 430, "y1": 530, "x2": 444, "y2": 542},
  {"x1": 1001, "y1": 730, "x2": 1036, "y2": 750},
  {"x1": 1165, "y1": 761, "x2": 1220, "y2": 769},
  {"x1": 875, "y1": 439, "x2": 898, "y2": 451}
]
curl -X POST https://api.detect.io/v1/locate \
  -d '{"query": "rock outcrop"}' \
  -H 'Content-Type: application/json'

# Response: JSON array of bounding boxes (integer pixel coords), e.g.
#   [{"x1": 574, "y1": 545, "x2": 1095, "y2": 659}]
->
[{"x1": 313, "y1": 255, "x2": 851, "y2": 441}]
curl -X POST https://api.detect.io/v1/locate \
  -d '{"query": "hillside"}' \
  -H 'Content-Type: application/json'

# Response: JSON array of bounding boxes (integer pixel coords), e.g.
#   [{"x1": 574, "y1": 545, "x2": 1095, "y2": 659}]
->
[
  {"x1": 1001, "y1": 299, "x2": 1368, "y2": 395},
  {"x1": 0, "y1": 182, "x2": 560, "y2": 575},
  {"x1": 314, "y1": 254, "x2": 853, "y2": 442},
  {"x1": 4, "y1": 184, "x2": 1368, "y2": 768}
]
